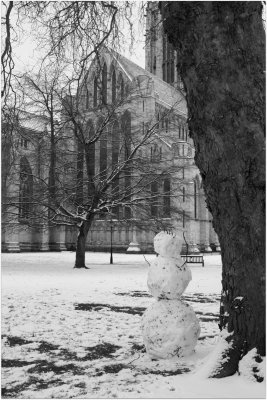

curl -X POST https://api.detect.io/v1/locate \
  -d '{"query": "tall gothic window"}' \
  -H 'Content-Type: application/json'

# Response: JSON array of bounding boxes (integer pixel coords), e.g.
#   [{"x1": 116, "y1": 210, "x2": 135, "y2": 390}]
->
[
  {"x1": 118, "y1": 73, "x2": 124, "y2": 100},
  {"x1": 102, "y1": 63, "x2": 107, "y2": 104},
  {"x1": 150, "y1": 10, "x2": 157, "y2": 74},
  {"x1": 112, "y1": 120, "x2": 120, "y2": 218},
  {"x1": 93, "y1": 77, "x2": 98, "y2": 107},
  {"x1": 153, "y1": 56, "x2": 157, "y2": 74},
  {"x1": 85, "y1": 120, "x2": 95, "y2": 198},
  {"x1": 194, "y1": 181, "x2": 197, "y2": 219},
  {"x1": 19, "y1": 157, "x2": 33, "y2": 220},
  {"x1": 162, "y1": 34, "x2": 167, "y2": 81},
  {"x1": 162, "y1": 33, "x2": 175, "y2": 84},
  {"x1": 76, "y1": 140, "x2": 84, "y2": 206},
  {"x1": 165, "y1": 118, "x2": 169, "y2": 132},
  {"x1": 99, "y1": 126, "x2": 108, "y2": 181},
  {"x1": 112, "y1": 69, "x2": 116, "y2": 103},
  {"x1": 86, "y1": 88, "x2": 89, "y2": 109},
  {"x1": 121, "y1": 110, "x2": 131, "y2": 218},
  {"x1": 112, "y1": 120, "x2": 120, "y2": 168},
  {"x1": 151, "y1": 143, "x2": 161, "y2": 162},
  {"x1": 168, "y1": 42, "x2": 175, "y2": 83},
  {"x1": 151, "y1": 181, "x2": 158, "y2": 217},
  {"x1": 163, "y1": 177, "x2": 171, "y2": 217}
]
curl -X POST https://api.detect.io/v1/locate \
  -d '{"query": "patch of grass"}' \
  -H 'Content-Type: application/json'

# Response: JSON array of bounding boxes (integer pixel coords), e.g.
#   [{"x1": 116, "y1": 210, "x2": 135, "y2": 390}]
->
[
  {"x1": 27, "y1": 360, "x2": 84, "y2": 375},
  {"x1": 198, "y1": 316, "x2": 219, "y2": 322},
  {"x1": 182, "y1": 294, "x2": 220, "y2": 303},
  {"x1": 81, "y1": 342, "x2": 121, "y2": 361},
  {"x1": 2, "y1": 335, "x2": 33, "y2": 347},
  {"x1": 131, "y1": 343, "x2": 146, "y2": 353},
  {"x1": 2, "y1": 359, "x2": 34, "y2": 368},
  {"x1": 143, "y1": 367, "x2": 191, "y2": 376},
  {"x1": 116, "y1": 291, "x2": 152, "y2": 298},
  {"x1": 34, "y1": 341, "x2": 122, "y2": 363},
  {"x1": 75, "y1": 303, "x2": 146, "y2": 316},
  {"x1": 103, "y1": 363, "x2": 128, "y2": 374},
  {"x1": 74, "y1": 382, "x2": 87, "y2": 389},
  {"x1": 1, "y1": 377, "x2": 64, "y2": 398},
  {"x1": 37, "y1": 340, "x2": 60, "y2": 353}
]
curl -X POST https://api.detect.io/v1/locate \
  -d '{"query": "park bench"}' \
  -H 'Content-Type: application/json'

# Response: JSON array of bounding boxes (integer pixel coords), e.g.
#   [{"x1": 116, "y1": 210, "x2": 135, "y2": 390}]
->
[{"x1": 181, "y1": 254, "x2": 204, "y2": 267}]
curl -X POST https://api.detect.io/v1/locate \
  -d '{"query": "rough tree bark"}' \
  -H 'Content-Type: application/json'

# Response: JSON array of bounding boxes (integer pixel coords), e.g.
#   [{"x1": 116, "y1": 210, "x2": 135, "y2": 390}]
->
[
  {"x1": 160, "y1": 1, "x2": 265, "y2": 377},
  {"x1": 74, "y1": 219, "x2": 93, "y2": 269}
]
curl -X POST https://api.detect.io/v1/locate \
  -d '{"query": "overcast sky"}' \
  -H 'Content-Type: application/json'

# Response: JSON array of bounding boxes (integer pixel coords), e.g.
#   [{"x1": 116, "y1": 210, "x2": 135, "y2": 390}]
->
[{"x1": 12, "y1": 3, "x2": 146, "y2": 75}]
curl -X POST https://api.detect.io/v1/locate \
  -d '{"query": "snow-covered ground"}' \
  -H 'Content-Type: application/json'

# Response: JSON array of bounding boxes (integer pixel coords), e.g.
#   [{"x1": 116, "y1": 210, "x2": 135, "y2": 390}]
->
[{"x1": 1, "y1": 252, "x2": 265, "y2": 399}]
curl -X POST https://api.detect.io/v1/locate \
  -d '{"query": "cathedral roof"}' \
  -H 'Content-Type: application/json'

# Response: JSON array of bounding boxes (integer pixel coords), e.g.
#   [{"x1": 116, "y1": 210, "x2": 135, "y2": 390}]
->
[{"x1": 110, "y1": 50, "x2": 187, "y2": 116}]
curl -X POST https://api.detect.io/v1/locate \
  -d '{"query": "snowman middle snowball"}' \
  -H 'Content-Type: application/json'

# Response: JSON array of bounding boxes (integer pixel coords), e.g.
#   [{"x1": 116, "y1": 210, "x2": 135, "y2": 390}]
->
[{"x1": 147, "y1": 255, "x2": 192, "y2": 299}]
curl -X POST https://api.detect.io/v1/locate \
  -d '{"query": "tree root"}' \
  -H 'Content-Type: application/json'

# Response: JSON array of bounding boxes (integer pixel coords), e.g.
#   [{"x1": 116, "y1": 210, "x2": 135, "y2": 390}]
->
[{"x1": 208, "y1": 333, "x2": 243, "y2": 378}]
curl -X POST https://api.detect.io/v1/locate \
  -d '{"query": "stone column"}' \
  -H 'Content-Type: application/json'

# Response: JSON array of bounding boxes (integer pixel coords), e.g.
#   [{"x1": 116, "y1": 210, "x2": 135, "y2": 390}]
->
[
  {"x1": 49, "y1": 225, "x2": 67, "y2": 251},
  {"x1": 2, "y1": 223, "x2": 21, "y2": 252},
  {"x1": 185, "y1": 181, "x2": 199, "y2": 254},
  {"x1": 126, "y1": 198, "x2": 141, "y2": 252},
  {"x1": 127, "y1": 224, "x2": 141, "y2": 253},
  {"x1": 2, "y1": 178, "x2": 21, "y2": 252},
  {"x1": 39, "y1": 224, "x2": 50, "y2": 251},
  {"x1": 187, "y1": 222, "x2": 200, "y2": 254}
]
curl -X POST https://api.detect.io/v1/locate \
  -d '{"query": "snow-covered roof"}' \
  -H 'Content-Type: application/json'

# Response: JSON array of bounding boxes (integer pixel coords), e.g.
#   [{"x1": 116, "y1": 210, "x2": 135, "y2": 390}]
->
[{"x1": 19, "y1": 111, "x2": 49, "y2": 133}]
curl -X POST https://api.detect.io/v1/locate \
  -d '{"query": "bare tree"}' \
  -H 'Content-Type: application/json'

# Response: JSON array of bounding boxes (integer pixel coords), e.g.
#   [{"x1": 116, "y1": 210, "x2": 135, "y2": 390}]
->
[
  {"x1": 1, "y1": 1, "x2": 142, "y2": 101},
  {"x1": 160, "y1": 1, "x2": 265, "y2": 378},
  {"x1": 1, "y1": 1, "x2": 14, "y2": 101},
  {"x1": 3, "y1": 59, "x2": 186, "y2": 268}
]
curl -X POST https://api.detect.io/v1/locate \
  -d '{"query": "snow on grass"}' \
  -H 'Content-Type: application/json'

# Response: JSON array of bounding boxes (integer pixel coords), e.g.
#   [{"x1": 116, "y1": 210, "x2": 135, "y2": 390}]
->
[{"x1": 1, "y1": 252, "x2": 265, "y2": 399}]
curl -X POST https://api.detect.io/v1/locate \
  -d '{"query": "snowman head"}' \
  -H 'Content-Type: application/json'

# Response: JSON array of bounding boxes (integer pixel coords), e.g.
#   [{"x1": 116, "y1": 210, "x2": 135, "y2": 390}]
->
[{"x1": 154, "y1": 231, "x2": 183, "y2": 258}]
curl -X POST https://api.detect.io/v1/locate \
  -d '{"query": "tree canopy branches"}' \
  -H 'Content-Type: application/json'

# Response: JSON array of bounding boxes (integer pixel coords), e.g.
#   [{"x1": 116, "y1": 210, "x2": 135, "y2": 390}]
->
[{"x1": 1, "y1": 1, "x2": 14, "y2": 101}]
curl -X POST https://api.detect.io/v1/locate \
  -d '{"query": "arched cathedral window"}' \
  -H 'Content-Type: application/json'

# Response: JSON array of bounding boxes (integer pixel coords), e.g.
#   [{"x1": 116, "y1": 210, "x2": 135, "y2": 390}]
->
[
  {"x1": 121, "y1": 110, "x2": 131, "y2": 218},
  {"x1": 111, "y1": 120, "x2": 120, "y2": 218},
  {"x1": 86, "y1": 88, "x2": 89, "y2": 109},
  {"x1": 85, "y1": 120, "x2": 95, "y2": 197},
  {"x1": 76, "y1": 140, "x2": 84, "y2": 205},
  {"x1": 163, "y1": 177, "x2": 171, "y2": 217},
  {"x1": 99, "y1": 124, "x2": 108, "y2": 181},
  {"x1": 162, "y1": 33, "x2": 175, "y2": 84},
  {"x1": 19, "y1": 156, "x2": 33, "y2": 220},
  {"x1": 151, "y1": 181, "x2": 158, "y2": 217},
  {"x1": 194, "y1": 180, "x2": 197, "y2": 219},
  {"x1": 120, "y1": 74, "x2": 124, "y2": 100},
  {"x1": 112, "y1": 120, "x2": 120, "y2": 168},
  {"x1": 112, "y1": 69, "x2": 116, "y2": 103},
  {"x1": 102, "y1": 63, "x2": 107, "y2": 104},
  {"x1": 93, "y1": 77, "x2": 98, "y2": 107},
  {"x1": 151, "y1": 143, "x2": 161, "y2": 162}
]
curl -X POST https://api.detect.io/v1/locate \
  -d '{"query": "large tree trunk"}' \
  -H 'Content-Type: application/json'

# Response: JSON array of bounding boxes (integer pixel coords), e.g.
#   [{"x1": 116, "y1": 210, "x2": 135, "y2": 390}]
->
[
  {"x1": 160, "y1": 1, "x2": 265, "y2": 376},
  {"x1": 74, "y1": 220, "x2": 92, "y2": 269}
]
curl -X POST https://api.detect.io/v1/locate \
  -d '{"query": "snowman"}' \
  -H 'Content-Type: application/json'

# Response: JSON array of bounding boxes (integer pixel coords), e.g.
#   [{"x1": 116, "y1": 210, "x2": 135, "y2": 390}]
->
[{"x1": 141, "y1": 231, "x2": 200, "y2": 359}]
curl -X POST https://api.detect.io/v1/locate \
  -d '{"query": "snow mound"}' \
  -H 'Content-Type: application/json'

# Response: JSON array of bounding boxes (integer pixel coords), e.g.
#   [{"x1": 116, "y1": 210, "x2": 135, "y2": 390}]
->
[
  {"x1": 147, "y1": 256, "x2": 191, "y2": 299},
  {"x1": 154, "y1": 231, "x2": 183, "y2": 258},
  {"x1": 239, "y1": 348, "x2": 265, "y2": 383},
  {"x1": 195, "y1": 331, "x2": 230, "y2": 379},
  {"x1": 141, "y1": 300, "x2": 200, "y2": 359}
]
